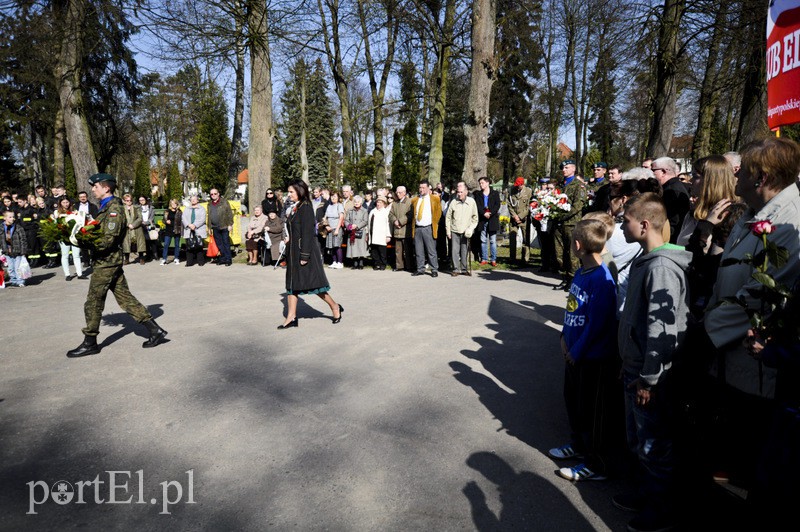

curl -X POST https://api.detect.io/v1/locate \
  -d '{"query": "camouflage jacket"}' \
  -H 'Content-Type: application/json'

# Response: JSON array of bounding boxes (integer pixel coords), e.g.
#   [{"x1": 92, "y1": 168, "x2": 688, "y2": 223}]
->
[
  {"x1": 560, "y1": 178, "x2": 587, "y2": 226},
  {"x1": 93, "y1": 196, "x2": 127, "y2": 266}
]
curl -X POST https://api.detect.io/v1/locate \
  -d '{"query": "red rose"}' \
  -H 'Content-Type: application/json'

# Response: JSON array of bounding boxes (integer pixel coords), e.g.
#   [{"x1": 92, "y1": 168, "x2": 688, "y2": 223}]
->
[{"x1": 749, "y1": 220, "x2": 774, "y2": 236}]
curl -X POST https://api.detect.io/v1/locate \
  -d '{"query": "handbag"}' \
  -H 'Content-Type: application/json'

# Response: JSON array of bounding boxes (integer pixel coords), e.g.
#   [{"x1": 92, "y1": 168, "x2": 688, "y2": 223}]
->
[
  {"x1": 354, "y1": 229, "x2": 364, "y2": 239},
  {"x1": 206, "y1": 234, "x2": 219, "y2": 257},
  {"x1": 187, "y1": 230, "x2": 204, "y2": 251}
]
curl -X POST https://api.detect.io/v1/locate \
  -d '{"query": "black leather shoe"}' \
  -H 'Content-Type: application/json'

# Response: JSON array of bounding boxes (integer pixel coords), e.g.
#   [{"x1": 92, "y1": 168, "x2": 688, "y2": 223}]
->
[
  {"x1": 278, "y1": 318, "x2": 299, "y2": 329},
  {"x1": 67, "y1": 336, "x2": 100, "y2": 358},
  {"x1": 142, "y1": 319, "x2": 168, "y2": 348},
  {"x1": 332, "y1": 304, "x2": 344, "y2": 324},
  {"x1": 431, "y1": 272, "x2": 438, "y2": 278},
  {"x1": 412, "y1": 271, "x2": 424, "y2": 276}
]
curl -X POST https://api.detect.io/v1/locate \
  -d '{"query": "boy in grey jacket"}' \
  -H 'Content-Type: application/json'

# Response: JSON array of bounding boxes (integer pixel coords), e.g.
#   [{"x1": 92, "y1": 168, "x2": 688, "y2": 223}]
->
[{"x1": 615, "y1": 192, "x2": 691, "y2": 532}]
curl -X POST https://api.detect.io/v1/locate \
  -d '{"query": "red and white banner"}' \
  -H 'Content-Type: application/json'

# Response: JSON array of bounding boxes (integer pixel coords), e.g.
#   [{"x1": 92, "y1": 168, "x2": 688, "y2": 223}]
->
[{"x1": 767, "y1": 0, "x2": 800, "y2": 129}]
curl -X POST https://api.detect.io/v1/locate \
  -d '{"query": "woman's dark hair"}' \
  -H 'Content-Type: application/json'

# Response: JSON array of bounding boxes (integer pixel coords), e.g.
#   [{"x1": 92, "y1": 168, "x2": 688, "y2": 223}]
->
[
  {"x1": 287, "y1": 179, "x2": 310, "y2": 204},
  {"x1": 609, "y1": 179, "x2": 639, "y2": 199},
  {"x1": 636, "y1": 177, "x2": 663, "y2": 196}
]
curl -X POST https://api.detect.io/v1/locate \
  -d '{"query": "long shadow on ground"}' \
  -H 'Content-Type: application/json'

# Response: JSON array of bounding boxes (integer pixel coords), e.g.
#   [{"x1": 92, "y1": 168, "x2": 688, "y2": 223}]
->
[{"x1": 452, "y1": 295, "x2": 626, "y2": 530}]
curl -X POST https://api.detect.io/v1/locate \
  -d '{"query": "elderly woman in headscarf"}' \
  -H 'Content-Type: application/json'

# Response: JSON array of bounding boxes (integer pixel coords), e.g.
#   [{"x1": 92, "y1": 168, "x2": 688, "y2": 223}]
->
[
  {"x1": 344, "y1": 195, "x2": 369, "y2": 269},
  {"x1": 245, "y1": 205, "x2": 269, "y2": 265}
]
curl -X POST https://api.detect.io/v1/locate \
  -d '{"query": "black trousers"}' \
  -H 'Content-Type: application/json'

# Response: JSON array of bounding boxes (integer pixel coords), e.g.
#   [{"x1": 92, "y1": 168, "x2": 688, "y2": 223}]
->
[{"x1": 370, "y1": 244, "x2": 387, "y2": 268}]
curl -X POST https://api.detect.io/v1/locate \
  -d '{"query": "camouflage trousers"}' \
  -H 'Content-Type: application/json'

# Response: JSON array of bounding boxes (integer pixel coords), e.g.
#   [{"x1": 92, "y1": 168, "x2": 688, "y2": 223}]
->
[
  {"x1": 553, "y1": 223, "x2": 580, "y2": 277},
  {"x1": 82, "y1": 264, "x2": 151, "y2": 336}
]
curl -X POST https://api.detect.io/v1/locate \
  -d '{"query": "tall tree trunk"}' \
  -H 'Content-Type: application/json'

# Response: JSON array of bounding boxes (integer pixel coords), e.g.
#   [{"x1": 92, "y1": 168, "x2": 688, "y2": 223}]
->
[
  {"x1": 461, "y1": 0, "x2": 497, "y2": 191},
  {"x1": 420, "y1": 33, "x2": 432, "y2": 178},
  {"x1": 300, "y1": 76, "x2": 309, "y2": 184},
  {"x1": 318, "y1": 0, "x2": 353, "y2": 165},
  {"x1": 692, "y1": 5, "x2": 726, "y2": 158},
  {"x1": 357, "y1": 0, "x2": 399, "y2": 187},
  {"x1": 646, "y1": 0, "x2": 685, "y2": 158},
  {"x1": 56, "y1": 0, "x2": 98, "y2": 194},
  {"x1": 247, "y1": 0, "x2": 274, "y2": 215},
  {"x1": 227, "y1": 10, "x2": 246, "y2": 199},
  {"x1": 426, "y1": 0, "x2": 456, "y2": 187},
  {"x1": 53, "y1": 107, "x2": 66, "y2": 187},
  {"x1": 735, "y1": 0, "x2": 768, "y2": 148}
]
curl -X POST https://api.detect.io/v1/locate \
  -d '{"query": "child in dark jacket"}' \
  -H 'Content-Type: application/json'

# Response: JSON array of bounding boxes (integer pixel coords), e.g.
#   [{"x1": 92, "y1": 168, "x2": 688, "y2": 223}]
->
[
  {"x1": 549, "y1": 218, "x2": 620, "y2": 482},
  {"x1": 3, "y1": 210, "x2": 28, "y2": 287},
  {"x1": 615, "y1": 192, "x2": 691, "y2": 532}
]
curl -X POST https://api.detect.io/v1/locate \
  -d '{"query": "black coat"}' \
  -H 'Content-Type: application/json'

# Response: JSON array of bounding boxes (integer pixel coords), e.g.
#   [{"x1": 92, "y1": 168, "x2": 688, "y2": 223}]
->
[
  {"x1": 473, "y1": 189, "x2": 501, "y2": 233},
  {"x1": 662, "y1": 177, "x2": 691, "y2": 243},
  {"x1": 285, "y1": 201, "x2": 329, "y2": 293}
]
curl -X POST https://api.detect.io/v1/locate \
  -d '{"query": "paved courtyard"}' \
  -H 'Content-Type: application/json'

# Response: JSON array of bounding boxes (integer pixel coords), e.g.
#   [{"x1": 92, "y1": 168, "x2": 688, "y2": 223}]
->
[{"x1": 1, "y1": 260, "x2": 630, "y2": 530}]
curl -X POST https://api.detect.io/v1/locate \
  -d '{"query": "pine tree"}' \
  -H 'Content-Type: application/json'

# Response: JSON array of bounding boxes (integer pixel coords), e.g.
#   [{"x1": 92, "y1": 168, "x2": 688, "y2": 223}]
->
[
  {"x1": 306, "y1": 59, "x2": 336, "y2": 186},
  {"x1": 166, "y1": 161, "x2": 183, "y2": 201},
  {"x1": 133, "y1": 155, "x2": 150, "y2": 198},
  {"x1": 279, "y1": 57, "x2": 336, "y2": 188},
  {"x1": 192, "y1": 82, "x2": 231, "y2": 194},
  {"x1": 488, "y1": 0, "x2": 541, "y2": 187},
  {"x1": 390, "y1": 116, "x2": 421, "y2": 193}
]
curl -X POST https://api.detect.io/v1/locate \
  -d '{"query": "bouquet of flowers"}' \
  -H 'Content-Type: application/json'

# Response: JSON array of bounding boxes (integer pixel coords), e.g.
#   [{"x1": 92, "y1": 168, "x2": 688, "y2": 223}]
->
[
  {"x1": 39, "y1": 211, "x2": 102, "y2": 249},
  {"x1": 529, "y1": 188, "x2": 572, "y2": 231}
]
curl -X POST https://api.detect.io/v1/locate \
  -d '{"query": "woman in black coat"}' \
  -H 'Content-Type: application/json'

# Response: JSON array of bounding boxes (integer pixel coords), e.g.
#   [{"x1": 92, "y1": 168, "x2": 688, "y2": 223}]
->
[{"x1": 279, "y1": 179, "x2": 343, "y2": 329}]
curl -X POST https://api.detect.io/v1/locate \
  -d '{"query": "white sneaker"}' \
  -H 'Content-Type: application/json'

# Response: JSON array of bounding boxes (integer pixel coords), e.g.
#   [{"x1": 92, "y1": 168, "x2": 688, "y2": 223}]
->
[
  {"x1": 173, "y1": 259, "x2": 180, "y2": 265},
  {"x1": 335, "y1": 262, "x2": 343, "y2": 269},
  {"x1": 159, "y1": 259, "x2": 166, "y2": 266}
]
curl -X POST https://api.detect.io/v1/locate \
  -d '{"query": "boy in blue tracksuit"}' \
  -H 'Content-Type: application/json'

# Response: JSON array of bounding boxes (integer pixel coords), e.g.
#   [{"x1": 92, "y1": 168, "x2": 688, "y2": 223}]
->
[{"x1": 548, "y1": 218, "x2": 620, "y2": 481}]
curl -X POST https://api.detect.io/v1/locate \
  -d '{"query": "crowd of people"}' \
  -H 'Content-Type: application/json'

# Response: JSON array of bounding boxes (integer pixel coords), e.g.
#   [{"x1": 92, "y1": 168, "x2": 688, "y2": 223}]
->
[
  {"x1": 3, "y1": 139, "x2": 799, "y2": 530},
  {"x1": 546, "y1": 138, "x2": 800, "y2": 531}
]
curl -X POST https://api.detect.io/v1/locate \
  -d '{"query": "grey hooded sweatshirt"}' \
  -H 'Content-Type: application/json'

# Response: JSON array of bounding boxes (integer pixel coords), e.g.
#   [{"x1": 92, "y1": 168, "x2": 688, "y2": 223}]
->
[{"x1": 618, "y1": 243, "x2": 692, "y2": 386}]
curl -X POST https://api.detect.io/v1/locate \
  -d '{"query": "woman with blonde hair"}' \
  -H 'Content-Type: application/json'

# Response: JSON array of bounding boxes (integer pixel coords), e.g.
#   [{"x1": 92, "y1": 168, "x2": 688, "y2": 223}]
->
[{"x1": 675, "y1": 155, "x2": 738, "y2": 246}]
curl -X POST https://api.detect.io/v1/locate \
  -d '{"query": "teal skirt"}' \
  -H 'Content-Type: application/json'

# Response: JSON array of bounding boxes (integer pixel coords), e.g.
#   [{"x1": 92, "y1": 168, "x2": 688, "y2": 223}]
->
[{"x1": 287, "y1": 285, "x2": 330, "y2": 296}]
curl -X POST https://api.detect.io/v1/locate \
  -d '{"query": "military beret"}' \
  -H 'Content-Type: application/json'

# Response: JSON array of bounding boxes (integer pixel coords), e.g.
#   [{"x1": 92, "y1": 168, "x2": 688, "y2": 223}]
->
[
  {"x1": 514, "y1": 177, "x2": 525, "y2": 187},
  {"x1": 559, "y1": 159, "x2": 575, "y2": 168},
  {"x1": 592, "y1": 162, "x2": 608, "y2": 169},
  {"x1": 88, "y1": 173, "x2": 116, "y2": 185}
]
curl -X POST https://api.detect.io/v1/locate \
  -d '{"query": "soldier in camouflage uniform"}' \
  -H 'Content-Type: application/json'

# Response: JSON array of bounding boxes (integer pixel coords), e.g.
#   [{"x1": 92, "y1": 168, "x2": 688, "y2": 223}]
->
[
  {"x1": 507, "y1": 177, "x2": 532, "y2": 263},
  {"x1": 67, "y1": 173, "x2": 167, "y2": 358},
  {"x1": 553, "y1": 160, "x2": 587, "y2": 290}
]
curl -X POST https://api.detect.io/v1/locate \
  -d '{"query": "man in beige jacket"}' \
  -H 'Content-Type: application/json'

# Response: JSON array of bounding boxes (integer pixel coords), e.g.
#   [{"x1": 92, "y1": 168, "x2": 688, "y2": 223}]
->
[{"x1": 446, "y1": 182, "x2": 479, "y2": 276}]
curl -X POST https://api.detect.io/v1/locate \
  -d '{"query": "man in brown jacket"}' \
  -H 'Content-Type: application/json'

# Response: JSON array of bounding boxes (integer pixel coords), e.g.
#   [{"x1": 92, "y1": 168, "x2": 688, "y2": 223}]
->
[{"x1": 388, "y1": 185, "x2": 413, "y2": 271}]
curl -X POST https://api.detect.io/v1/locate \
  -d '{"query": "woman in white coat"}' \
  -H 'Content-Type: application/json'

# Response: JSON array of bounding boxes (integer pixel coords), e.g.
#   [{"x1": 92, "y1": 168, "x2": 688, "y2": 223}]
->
[{"x1": 368, "y1": 195, "x2": 392, "y2": 270}]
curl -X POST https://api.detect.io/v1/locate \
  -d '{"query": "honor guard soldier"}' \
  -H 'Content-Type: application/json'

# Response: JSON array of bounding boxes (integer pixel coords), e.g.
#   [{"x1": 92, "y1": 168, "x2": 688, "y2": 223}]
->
[
  {"x1": 553, "y1": 160, "x2": 587, "y2": 290},
  {"x1": 67, "y1": 173, "x2": 167, "y2": 358},
  {"x1": 586, "y1": 162, "x2": 610, "y2": 213},
  {"x1": 507, "y1": 177, "x2": 532, "y2": 263}
]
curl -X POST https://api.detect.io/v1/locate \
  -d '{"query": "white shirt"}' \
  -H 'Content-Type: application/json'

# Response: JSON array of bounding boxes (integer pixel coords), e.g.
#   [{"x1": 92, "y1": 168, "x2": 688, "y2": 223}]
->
[{"x1": 415, "y1": 194, "x2": 432, "y2": 226}]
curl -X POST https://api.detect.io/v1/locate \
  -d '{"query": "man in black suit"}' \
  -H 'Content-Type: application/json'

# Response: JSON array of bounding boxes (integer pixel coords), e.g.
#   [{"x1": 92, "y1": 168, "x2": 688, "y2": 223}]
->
[
  {"x1": 651, "y1": 157, "x2": 690, "y2": 243},
  {"x1": 472, "y1": 176, "x2": 501, "y2": 266}
]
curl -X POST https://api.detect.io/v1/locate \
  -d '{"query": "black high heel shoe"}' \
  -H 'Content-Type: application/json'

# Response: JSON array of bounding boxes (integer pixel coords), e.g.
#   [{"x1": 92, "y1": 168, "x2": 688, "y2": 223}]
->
[
  {"x1": 277, "y1": 318, "x2": 298, "y2": 329},
  {"x1": 332, "y1": 304, "x2": 344, "y2": 324}
]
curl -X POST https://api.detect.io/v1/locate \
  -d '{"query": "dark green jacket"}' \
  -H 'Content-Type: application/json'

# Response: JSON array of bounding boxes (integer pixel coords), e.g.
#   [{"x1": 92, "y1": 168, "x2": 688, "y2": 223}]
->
[{"x1": 93, "y1": 196, "x2": 127, "y2": 266}]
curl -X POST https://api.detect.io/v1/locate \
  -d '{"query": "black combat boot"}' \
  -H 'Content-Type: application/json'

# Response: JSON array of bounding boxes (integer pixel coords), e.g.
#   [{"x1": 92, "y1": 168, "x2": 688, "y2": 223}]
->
[
  {"x1": 67, "y1": 335, "x2": 100, "y2": 358},
  {"x1": 142, "y1": 319, "x2": 168, "y2": 348}
]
